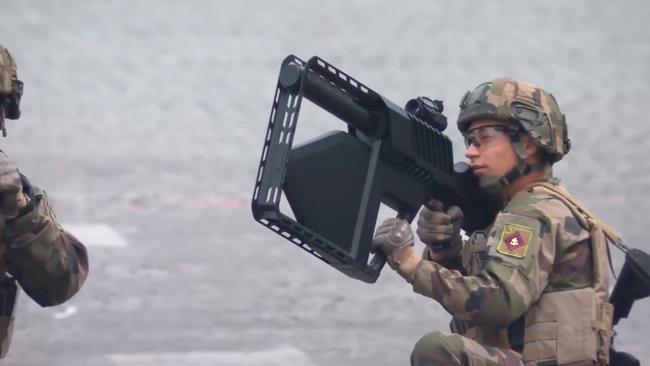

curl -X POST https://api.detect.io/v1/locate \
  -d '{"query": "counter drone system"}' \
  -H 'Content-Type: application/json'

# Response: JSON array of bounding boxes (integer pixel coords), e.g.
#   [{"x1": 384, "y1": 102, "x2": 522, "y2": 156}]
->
[{"x1": 251, "y1": 55, "x2": 500, "y2": 283}]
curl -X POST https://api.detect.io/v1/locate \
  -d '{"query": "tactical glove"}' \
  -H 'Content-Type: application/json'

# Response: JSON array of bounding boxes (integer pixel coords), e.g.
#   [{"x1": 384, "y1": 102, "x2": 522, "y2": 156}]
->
[
  {"x1": 372, "y1": 218, "x2": 422, "y2": 282},
  {"x1": 0, "y1": 151, "x2": 26, "y2": 218},
  {"x1": 416, "y1": 199, "x2": 463, "y2": 261}
]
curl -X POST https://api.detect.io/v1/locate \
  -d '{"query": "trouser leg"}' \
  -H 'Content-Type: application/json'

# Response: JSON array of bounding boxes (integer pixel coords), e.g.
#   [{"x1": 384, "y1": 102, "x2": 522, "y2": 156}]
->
[{"x1": 410, "y1": 331, "x2": 523, "y2": 366}]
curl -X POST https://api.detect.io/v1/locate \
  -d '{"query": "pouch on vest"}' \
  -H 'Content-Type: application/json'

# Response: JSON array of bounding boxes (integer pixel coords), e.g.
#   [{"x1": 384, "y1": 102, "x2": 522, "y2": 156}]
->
[
  {"x1": 461, "y1": 230, "x2": 490, "y2": 275},
  {"x1": 450, "y1": 231, "x2": 516, "y2": 350},
  {"x1": 522, "y1": 287, "x2": 602, "y2": 365},
  {"x1": 450, "y1": 231, "x2": 491, "y2": 339}
]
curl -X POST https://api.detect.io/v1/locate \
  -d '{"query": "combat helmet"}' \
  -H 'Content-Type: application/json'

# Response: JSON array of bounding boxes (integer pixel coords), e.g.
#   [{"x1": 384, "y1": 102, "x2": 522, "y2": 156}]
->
[
  {"x1": 0, "y1": 44, "x2": 23, "y2": 122},
  {"x1": 457, "y1": 77, "x2": 570, "y2": 163}
]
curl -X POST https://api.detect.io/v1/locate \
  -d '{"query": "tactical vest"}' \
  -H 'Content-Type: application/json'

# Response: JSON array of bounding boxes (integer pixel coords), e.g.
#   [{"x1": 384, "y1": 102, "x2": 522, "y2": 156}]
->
[{"x1": 455, "y1": 182, "x2": 616, "y2": 365}]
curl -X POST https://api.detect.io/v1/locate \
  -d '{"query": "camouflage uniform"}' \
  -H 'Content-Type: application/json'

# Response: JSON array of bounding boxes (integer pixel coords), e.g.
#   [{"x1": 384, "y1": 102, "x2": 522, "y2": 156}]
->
[
  {"x1": 410, "y1": 180, "x2": 612, "y2": 365},
  {"x1": 376, "y1": 78, "x2": 614, "y2": 365},
  {"x1": 0, "y1": 181, "x2": 89, "y2": 358},
  {"x1": 0, "y1": 45, "x2": 89, "y2": 358}
]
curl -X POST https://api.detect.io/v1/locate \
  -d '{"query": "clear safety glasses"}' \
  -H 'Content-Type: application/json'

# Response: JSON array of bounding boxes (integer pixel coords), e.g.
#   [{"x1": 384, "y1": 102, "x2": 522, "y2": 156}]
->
[{"x1": 463, "y1": 125, "x2": 519, "y2": 148}]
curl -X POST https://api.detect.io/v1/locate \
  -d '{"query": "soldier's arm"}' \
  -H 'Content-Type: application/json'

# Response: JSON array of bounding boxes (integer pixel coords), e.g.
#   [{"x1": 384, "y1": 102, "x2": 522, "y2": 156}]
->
[
  {"x1": 2, "y1": 186, "x2": 88, "y2": 307},
  {"x1": 410, "y1": 207, "x2": 556, "y2": 327},
  {"x1": 422, "y1": 247, "x2": 465, "y2": 273}
]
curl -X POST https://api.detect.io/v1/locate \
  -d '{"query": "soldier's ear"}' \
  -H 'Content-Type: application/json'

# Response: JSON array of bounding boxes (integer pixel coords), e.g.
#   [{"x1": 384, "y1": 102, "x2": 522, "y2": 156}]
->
[{"x1": 521, "y1": 134, "x2": 540, "y2": 161}]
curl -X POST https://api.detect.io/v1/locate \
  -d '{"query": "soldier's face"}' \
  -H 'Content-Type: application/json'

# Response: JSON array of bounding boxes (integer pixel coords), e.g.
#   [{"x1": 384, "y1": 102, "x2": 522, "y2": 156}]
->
[{"x1": 464, "y1": 119, "x2": 518, "y2": 179}]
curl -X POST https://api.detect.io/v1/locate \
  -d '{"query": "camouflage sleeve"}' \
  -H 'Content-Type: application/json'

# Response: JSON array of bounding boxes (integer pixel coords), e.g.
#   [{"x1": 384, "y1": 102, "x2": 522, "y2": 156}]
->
[
  {"x1": 2, "y1": 187, "x2": 88, "y2": 307},
  {"x1": 410, "y1": 205, "x2": 557, "y2": 327},
  {"x1": 422, "y1": 247, "x2": 466, "y2": 274}
]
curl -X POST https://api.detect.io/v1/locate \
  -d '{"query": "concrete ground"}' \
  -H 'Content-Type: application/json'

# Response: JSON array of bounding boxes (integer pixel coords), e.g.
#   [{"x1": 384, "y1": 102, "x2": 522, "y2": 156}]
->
[{"x1": 0, "y1": 1, "x2": 649, "y2": 364}]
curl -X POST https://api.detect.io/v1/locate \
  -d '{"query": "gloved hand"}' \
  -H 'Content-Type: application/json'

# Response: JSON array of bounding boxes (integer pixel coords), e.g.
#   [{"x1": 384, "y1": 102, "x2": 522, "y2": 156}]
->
[
  {"x1": 372, "y1": 218, "x2": 422, "y2": 282},
  {"x1": 416, "y1": 199, "x2": 463, "y2": 261},
  {"x1": 0, "y1": 151, "x2": 26, "y2": 218}
]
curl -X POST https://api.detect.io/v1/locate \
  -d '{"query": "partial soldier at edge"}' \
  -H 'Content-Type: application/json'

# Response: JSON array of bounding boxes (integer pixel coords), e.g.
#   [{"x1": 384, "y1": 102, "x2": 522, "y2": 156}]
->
[
  {"x1": 0, "y1": 44, "x2": 89, "y2": 358},
  {"x1": 373, "y1": 78, "x2": 618, "y2": 365}
]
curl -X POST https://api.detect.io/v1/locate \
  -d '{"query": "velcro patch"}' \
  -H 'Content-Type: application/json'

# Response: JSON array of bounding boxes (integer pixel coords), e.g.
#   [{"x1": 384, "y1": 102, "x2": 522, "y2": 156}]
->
[{"x1": 496, "y1": 224, "x2": 534, "y2": 258}]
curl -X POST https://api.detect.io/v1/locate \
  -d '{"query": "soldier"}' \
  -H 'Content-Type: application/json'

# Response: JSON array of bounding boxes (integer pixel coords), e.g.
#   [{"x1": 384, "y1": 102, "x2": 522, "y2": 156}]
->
[
  {"x1": 0, "y1": 44, "x2": 89, "y2": 358},
  {"x1": 373, "y1": 78, "x2": 617, "y2": 365}
]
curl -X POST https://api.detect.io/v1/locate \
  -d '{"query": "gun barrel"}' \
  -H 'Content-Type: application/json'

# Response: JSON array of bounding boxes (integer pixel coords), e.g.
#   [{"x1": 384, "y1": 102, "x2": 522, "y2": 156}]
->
[{"x1": 279, "y1": 63, "x2": 378, "y2": 136}]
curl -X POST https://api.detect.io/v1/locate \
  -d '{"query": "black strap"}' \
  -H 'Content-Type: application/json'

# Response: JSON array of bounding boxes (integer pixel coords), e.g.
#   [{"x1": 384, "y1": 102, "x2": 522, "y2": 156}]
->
[
  {"x1": 507, "y1": 314, "x2": 525, "y2": 353},
  {"x1": 0, "y1": 279, "x2": 17, "y2": 317},
  {"x1": 499, "y1": 164, "x2": 533, "y2": 186}
]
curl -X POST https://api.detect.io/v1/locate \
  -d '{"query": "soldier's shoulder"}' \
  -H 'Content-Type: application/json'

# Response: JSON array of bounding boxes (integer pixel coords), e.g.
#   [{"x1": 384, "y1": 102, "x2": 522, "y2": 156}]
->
[
  {"x1": 504, "y1": 184, "x2": 576, "y2": 224},
  {"x1": 498, "y1": 183, "x2": 590, "y2": 252}
]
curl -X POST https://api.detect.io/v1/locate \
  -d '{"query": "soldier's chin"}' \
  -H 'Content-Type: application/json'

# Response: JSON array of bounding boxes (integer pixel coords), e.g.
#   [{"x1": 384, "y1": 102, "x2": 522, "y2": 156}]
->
[
  {"x1": 478, "y1": 176, "x2": 503, "y2": 195},
  {"x1": 472, "y1": 168, "x2": 487, "y2": 177}
]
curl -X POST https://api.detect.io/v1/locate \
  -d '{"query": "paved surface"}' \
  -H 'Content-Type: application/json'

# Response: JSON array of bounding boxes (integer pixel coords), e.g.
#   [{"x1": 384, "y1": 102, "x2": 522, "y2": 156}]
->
[{"x1": 1, "y1": 0, "x2": 649, "y2": 365}]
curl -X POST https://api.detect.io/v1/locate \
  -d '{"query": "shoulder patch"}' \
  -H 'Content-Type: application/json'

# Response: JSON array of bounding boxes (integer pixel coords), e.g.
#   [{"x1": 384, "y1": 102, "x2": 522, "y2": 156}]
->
[{"x1": 496, "y1": 223, "x2": 535, "y2": 258}]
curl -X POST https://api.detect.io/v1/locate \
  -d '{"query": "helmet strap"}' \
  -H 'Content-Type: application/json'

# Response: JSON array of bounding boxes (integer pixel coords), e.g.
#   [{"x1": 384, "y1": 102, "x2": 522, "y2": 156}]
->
[
  {"x1": 511, "y1": 139, "x2": 529, "y2": 160},
  {"x1": 502, "y1": 139, "x2": 533, "y2": 184}
]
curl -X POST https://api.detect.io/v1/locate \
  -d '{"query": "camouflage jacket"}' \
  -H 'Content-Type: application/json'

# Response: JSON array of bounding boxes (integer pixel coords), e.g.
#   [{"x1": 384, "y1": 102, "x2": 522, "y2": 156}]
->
[
  {"x1": 0, "y1": 184, "x2": 88, "y2": 358},
  {"x1": 411, "y1": 179, "x2": 593, "y2": 342}
]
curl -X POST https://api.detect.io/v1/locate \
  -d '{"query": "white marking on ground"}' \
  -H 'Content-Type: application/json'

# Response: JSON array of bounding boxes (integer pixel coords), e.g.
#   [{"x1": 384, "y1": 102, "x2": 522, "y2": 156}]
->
[
  {"x1": 62, "y1": 223, "x2": 127, "y2": 248},
  {"x1": 52, "y1": 305, "x2": 78, "y2": 320},
  {"x1": 107, "y1": 346, "x2": 315, "y2": 366}
]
